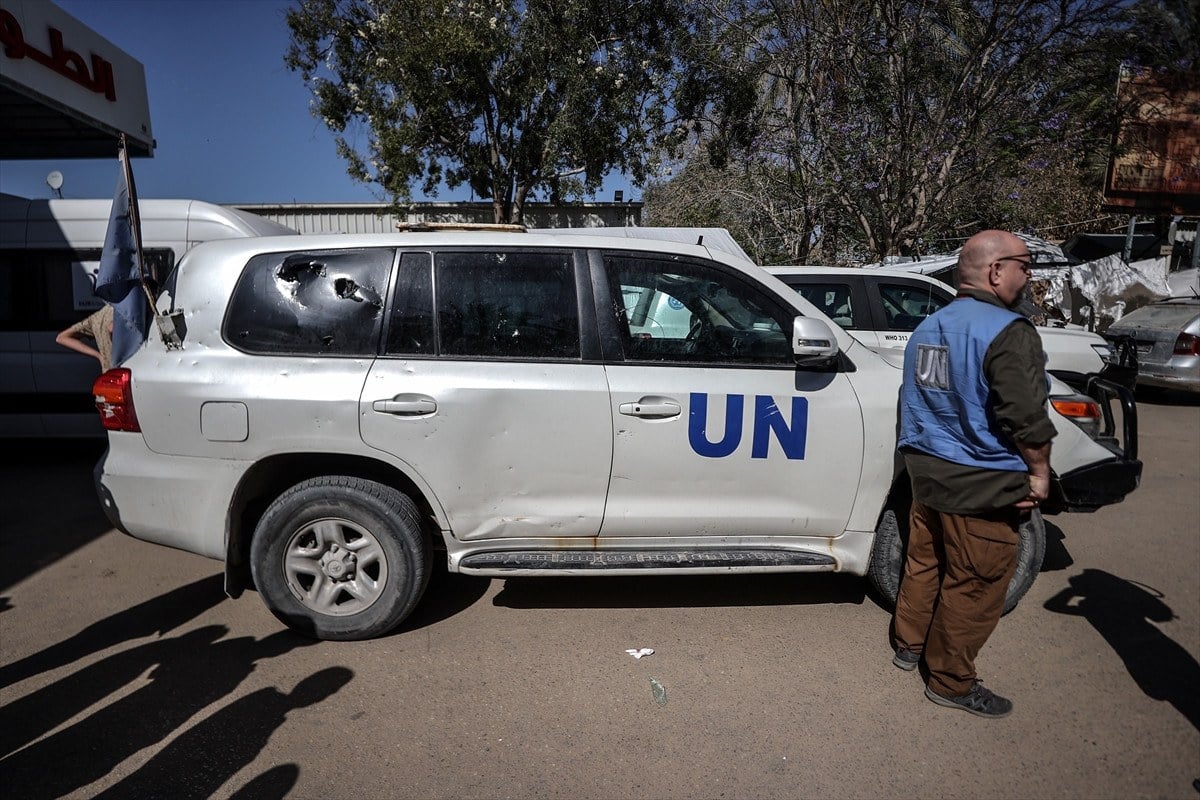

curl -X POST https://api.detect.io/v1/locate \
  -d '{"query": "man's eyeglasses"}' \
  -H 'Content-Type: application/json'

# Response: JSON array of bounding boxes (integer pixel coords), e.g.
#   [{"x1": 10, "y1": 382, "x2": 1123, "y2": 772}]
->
[{"x1": 996, "y1": 255, "x2": 1033, "y2": 273}]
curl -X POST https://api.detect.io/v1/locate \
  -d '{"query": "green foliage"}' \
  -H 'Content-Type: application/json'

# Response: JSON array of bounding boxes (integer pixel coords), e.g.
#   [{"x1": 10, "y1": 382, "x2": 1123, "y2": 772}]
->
[
  {"x1": 285, "y1": 0, "x2": 691, "y2": 222},
  {"x1": 1119, "y1": 0, "x2": 1200, "y2": 78},
  {"x1": 288, "y1": 0, "x2": 1180, "y2": 251},
  {"x1": 644, "y1": 148, "x2": 870, "y2": 266},
  {"x1": 649, "y1": 0, "x2": 1133, "y2": 259}
]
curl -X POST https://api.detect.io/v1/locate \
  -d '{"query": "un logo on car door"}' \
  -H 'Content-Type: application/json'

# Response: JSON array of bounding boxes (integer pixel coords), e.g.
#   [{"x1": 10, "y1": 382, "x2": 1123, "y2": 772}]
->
[{"x1": 688, "y1": 393, "x2": 809, "y2": 460}]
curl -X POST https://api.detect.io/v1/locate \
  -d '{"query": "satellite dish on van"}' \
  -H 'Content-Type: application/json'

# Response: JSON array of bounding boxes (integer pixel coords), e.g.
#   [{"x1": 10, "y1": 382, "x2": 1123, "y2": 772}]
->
[{"x1": 46, "y1": 171, "x2": 64, "y2": 197}]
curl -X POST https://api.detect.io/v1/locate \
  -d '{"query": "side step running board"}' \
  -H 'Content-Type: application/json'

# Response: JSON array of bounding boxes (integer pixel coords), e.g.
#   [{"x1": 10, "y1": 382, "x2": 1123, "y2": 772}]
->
[{"x1": 459, "y1": 549, "x2": 836, "y2": 571}]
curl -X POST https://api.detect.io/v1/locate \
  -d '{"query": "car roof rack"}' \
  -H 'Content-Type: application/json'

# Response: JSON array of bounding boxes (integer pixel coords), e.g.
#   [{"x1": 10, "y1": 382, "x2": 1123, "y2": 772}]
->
[{"x1": 395, "y1": 222, "x2": 527, "y2": 232}]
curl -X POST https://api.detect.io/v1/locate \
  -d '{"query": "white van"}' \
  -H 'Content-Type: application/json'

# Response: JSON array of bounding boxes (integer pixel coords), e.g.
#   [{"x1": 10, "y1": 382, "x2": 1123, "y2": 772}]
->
[{"x1": 0, "y1": 195, "x2": 298, "y2": 437}]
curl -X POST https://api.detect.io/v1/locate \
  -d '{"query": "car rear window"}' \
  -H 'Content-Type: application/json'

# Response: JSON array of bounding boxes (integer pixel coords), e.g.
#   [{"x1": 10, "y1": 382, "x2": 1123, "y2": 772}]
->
[
  {"x1": 1116, "y1": 302, "x2": 1199, "y2": 331},
  {"x1": 224, "y1": 248, "x2": 394, "y2": 356}
]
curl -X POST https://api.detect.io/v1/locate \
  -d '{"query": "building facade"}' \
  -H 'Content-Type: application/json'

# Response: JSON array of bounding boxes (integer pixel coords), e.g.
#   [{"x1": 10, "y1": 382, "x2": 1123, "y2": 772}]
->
[{"x1": 232, "y1": 201, "x2": 644, "y2": 235}]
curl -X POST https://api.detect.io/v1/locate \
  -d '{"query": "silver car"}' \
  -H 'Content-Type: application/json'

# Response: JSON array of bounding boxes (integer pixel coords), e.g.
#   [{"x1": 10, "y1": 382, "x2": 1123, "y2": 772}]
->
[{"x1": 1105, "y1": 297, "x2": 1200, "y2": 394}]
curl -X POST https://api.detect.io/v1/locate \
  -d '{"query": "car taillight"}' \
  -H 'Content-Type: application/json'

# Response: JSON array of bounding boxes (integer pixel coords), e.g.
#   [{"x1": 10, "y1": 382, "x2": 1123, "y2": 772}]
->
[
  {"x1": 1050, "y1": 393, "x2": 1102, "y2": 439},
  {"x1": 1173, "y1": 332, "x2": 1199, "y2": 356},
  {"x1": 93, "y1": 368, "x2": 140, "y2": 432}
]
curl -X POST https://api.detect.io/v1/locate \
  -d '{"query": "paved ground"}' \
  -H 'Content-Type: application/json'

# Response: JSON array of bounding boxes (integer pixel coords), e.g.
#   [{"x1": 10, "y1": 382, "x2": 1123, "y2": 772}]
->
[{"x1": 1, "y1": 392, "x2": 1197, "y2": 799}]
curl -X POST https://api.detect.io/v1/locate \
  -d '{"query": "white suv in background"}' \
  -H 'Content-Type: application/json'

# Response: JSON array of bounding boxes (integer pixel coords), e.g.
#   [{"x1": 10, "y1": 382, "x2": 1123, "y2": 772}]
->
[
  {"x1": 767, "y1": 265, "x2": 1141, "y2": 442},
  {"x1": 766, "y1": 266, "x2": 1128, "y2": 383},
  {"x1": 92, "y1": 231, "x2": 1142, "y2": 640}
]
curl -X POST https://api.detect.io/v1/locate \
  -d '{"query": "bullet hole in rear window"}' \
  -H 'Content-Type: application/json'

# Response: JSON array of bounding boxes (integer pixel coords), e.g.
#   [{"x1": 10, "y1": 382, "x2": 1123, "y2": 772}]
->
[{"x1": 224, "y1": 248, "x2": 394, "y2": 356}]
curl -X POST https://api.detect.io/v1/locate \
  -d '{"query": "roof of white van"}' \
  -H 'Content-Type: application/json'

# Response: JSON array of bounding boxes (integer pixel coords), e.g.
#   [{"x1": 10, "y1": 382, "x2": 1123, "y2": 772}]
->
[{"x1": 0, "y1": 194, "x2": 297, "y2": 248}]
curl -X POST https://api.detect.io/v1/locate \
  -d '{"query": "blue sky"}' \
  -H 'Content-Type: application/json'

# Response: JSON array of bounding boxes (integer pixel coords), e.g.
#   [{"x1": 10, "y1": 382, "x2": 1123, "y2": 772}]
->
[{"x1": 1, "y1": 0, "x2": 633, "y2": 205}]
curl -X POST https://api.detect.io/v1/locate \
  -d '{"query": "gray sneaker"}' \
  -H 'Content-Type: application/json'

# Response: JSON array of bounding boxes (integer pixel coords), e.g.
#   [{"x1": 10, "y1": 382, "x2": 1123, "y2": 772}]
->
[
  {"x1": 892, "y1": 647, "x2": 920, "y2": 671},
  {"x1": 925, "y1": 680, "x2": 1013, "y2": 718}
]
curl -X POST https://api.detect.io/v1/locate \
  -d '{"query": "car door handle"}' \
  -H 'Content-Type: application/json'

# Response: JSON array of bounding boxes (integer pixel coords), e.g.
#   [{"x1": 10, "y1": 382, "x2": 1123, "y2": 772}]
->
[
  {"x1": 372, "y1": 394, "x2": 437, "y2": 416},
  {"x1": 618, "y1": 397, "x2": 681, "y2": 419}
]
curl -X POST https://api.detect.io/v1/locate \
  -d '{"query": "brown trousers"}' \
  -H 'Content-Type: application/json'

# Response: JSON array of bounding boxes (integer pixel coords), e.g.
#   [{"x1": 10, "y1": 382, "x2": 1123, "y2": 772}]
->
[{"x1": 892, "y1": 500, "x2": 1020, "y2": 697}]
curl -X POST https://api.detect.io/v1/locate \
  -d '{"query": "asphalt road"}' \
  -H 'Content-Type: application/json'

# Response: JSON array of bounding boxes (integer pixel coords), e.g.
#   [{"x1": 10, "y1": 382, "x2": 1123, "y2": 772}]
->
[{"x1": 1, "y1": 392, "x2": 1197, "y2": 800}]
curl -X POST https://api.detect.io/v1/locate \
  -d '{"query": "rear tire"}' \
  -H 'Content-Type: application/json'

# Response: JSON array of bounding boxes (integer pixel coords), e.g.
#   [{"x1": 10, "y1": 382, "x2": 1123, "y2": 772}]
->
[
  {"x1": 868, "y1": 502, "x2": 1045, "y2": 615},
  {"x1": 250, "y1": 476, "x2": 431, "y2": 640}
]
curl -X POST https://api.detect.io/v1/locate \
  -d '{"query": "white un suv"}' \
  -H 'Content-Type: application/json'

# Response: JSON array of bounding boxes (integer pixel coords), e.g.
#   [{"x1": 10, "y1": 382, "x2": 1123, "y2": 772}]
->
[{"x1": 93, "y1": 230, "x2": 1142, "y2": 640}]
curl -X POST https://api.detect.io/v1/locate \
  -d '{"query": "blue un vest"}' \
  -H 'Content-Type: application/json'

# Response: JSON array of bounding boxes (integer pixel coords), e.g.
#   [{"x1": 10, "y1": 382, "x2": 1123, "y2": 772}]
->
[{"x1": 898, "y1": 297, "x2": 1029, "y2": 472}]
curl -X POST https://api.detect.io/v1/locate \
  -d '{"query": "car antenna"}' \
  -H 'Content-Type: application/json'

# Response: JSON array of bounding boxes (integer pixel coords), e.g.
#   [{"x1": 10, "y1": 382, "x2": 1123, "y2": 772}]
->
[{"x1": 697, "y1": 235, "x2": 704, "y2": 246}]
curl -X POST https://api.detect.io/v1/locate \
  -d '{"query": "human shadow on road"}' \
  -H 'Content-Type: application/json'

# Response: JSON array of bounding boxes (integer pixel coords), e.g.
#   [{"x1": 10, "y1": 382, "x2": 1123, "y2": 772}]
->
[
  {"x1": 227, "y1": 764, "x2": 300, "y2": 800},
  {"x1": 93, "y1": 668, "x2": 352, "y2": 800},
  {"x1": 1044, "y1": 568, "x2": 1199, "y2": 732},
  {"x1": 0, "y1": 573, "x2": 226, "y2": 690},
  {"x1": 494, "y1": 572, "x2": 865, "y2": 610},
  {"x1": 0, "y1": 626, "x2": 314, "y2": 799},
  {"x1": 0, "y1": 625, "x2": 226, "y2": 757}
]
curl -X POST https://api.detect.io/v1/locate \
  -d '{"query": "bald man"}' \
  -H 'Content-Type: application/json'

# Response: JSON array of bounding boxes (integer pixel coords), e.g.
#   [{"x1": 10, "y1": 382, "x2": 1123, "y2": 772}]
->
[{"x1": 891, "y1": 230, "x2": 1056, "y2": 718}]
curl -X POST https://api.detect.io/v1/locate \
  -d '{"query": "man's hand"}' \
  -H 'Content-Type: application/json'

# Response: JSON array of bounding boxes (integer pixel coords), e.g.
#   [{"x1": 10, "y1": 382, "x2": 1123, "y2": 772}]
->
[
  {"x1": 1015, "y1": 440, "x2": 1052, "y2": 510},
  {"x1": 1016, "y1": 473, "x2": 1050, "y2": 509}
]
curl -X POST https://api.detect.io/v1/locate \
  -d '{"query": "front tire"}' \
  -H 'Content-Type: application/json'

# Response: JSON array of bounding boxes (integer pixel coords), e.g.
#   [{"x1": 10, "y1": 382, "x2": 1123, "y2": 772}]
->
[
  {"x1": 868, "y1": 502, "x2": 1045, "y2": 615},
  {"x1": 250, "y1": 476, "x2": 431, "y2": 640}
]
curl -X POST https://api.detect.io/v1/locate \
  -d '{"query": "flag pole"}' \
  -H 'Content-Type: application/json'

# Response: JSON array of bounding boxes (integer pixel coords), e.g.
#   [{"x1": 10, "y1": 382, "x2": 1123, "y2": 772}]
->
[{"x1": 118, "y1": 133, "x2": 156, "y2": 309}]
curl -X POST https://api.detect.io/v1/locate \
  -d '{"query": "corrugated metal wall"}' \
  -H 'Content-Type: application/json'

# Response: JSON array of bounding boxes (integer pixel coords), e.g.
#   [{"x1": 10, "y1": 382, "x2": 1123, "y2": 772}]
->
[{"x1": 231, "y1": 202, "x2": 642, "y2": 235}]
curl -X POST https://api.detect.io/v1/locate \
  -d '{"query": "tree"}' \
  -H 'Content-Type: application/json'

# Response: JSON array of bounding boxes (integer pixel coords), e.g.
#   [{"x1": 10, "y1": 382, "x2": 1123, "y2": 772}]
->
[
  {"x1": 1118, "y1": 0, "x2": 1199, "y2": 79},
  {"x1": 285, "y1": 0, "x2": 693, "y2": 223},
  {"x1": 643, "y1": 154, "x2": 798, "y2": 265},
  {"x1": 951, "y1": 0, "x2": 1200, "y2": 244},
  {"x1": 643, "y1": 148, "x2": 865, "y2": 265},
  {"x1": 656, "y1": 0, "x2": 1129, "y2": 259}
]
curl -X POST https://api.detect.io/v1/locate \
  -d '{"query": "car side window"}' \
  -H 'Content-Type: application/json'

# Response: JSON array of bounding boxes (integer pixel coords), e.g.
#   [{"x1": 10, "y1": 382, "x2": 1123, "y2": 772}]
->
[
  {"x1": 224, "y1": 248, "x2": 392, "y2": 355},
  {"x1": 606, "y1": 254, "x2": 791, "y2": 365},
  {"x1": 435, "y1": 250, "x2": 580, "y2": 359},
  {"x1": 878, "y1": 282, "x2": 949, "y2": 331},
  {"x1": 386, "y1": 252, "x2": 435, "y2": 355},
  {"x1": 793, "y1": 282, "x2": 856, "y2": 329}
]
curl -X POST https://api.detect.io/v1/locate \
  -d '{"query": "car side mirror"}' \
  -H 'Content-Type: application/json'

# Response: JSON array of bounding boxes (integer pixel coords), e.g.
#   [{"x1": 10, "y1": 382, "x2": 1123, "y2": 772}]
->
[{"x1": 792, "y1": 316, "x2": 839, "y2": 367}]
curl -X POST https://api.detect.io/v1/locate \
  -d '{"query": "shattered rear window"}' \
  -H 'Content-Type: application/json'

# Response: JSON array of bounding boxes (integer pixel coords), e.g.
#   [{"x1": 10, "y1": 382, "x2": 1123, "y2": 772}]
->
[
  {"x1": 1113, "y1": 301, "x2": 1199, "y2": 333},
  {"x1": 224, "y1": 248, "x2": 394, "y2": 356}
]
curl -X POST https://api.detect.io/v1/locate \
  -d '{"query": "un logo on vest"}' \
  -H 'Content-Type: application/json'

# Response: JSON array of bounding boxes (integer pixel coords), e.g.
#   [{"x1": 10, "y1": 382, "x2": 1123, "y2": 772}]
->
[{"x1": 915, "y1": 344, "x2": 949, "y2": 390}]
